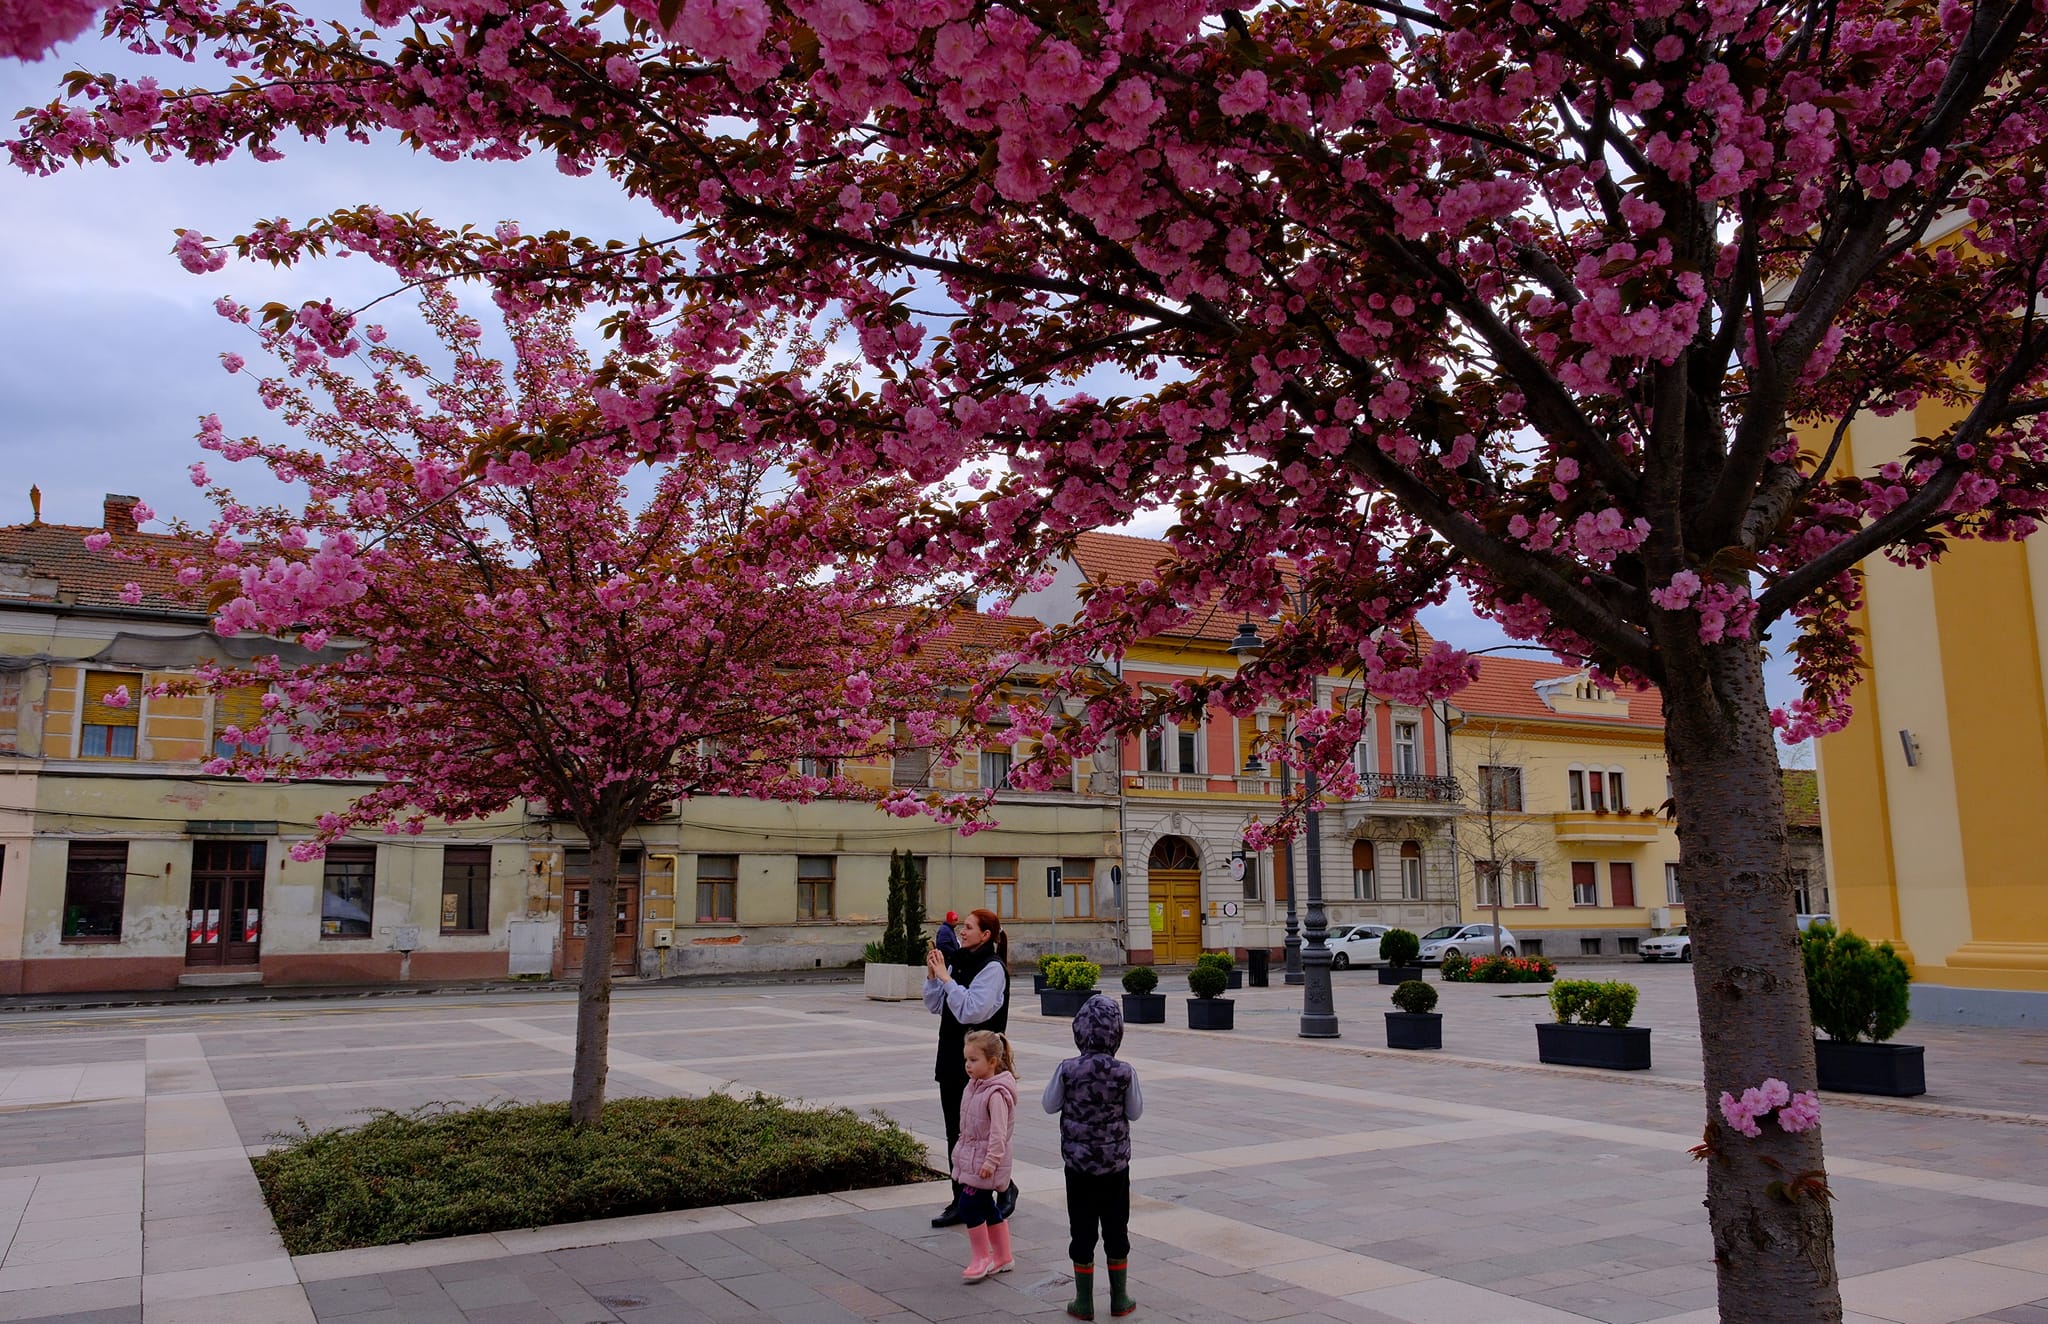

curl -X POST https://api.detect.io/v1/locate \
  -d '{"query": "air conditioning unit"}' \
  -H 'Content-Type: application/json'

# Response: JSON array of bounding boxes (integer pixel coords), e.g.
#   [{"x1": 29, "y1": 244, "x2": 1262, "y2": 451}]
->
[
  {"x1": 1648, "y1": 908, "x2": 1671, "y2": 931},
  {"x1": 653, "y1": 928, "x2": 674, "y2": 949}
]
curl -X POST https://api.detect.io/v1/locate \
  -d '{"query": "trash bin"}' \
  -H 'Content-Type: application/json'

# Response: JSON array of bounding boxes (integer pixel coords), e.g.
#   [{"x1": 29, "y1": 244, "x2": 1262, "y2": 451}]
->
[{"x1": 1247, "y1": 947, "x2": 1271, "y2": 987}]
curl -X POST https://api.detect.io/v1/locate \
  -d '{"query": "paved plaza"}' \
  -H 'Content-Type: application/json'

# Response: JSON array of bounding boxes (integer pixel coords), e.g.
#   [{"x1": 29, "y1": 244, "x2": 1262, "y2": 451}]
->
[{"x1": 0, "y1": 964, "x2": 2045, "y2": 1324}]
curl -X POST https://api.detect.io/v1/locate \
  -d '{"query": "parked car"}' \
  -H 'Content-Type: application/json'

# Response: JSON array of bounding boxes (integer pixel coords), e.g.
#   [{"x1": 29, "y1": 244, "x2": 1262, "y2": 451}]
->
[
  {"x1": 1639, "y1": 927, "x2": 1692, "y2": 962},
  {"x1": 1326, "y1": 923, "x2": 1391, "y2": 969},
  {"x1": 1417, "y1": 923, "x2": 1517, "y2": 963},
  {"x1": 1796, "y1": 913, "x2": 1832, "y2": 932}
]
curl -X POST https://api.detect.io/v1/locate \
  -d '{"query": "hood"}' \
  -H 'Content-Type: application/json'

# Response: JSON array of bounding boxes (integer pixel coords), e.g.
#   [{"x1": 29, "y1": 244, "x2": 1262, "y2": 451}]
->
[
  {"x1": 974, "y1": 1070, "x2": 1019, "y2": 1103},
  {"x1": 1072, "y1": 993, "x2": 1125, "y2": 1056}
]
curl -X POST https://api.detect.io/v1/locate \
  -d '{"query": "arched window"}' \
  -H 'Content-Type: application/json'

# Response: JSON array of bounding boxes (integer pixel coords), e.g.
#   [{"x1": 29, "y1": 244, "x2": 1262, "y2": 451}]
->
[
  {"x1": 1352, "y1": 841, "x2": 1376, "y2": 900},
  {"x1": 1400, "y1": 841, "x2": 1423, "y2": 900},
  {"x1": 1148, "y1": 837, "x2": 1201, "y2": 871}
]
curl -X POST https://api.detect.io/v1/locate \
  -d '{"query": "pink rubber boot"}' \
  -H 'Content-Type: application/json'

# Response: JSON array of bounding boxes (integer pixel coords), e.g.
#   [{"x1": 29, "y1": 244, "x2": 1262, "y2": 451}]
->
[
  {"x1": 987, "y1": 1219, "x2": 1014, "y2": 1274},
  {"x1": 962, "y1": 1224, "x2": 997, "y2": 1283}
]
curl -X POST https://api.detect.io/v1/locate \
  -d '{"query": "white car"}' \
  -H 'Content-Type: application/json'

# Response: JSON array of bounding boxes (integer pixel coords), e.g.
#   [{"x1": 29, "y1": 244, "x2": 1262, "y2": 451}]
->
[
  {"x1": 1640, "y1": 927, "x2": 1692, "y2": 962},
  {"x1": 1416, "y1": 923, "x2": 1517, "y2": 963},
  {"x1": 1325, "y1": 923, "x2": 1391, "y2": 970}
]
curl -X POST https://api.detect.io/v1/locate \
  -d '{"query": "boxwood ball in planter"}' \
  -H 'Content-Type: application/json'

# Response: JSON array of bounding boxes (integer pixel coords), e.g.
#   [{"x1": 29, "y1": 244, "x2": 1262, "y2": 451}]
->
[
  {"x1": 1536, "y1": 979, "x2": 1651, "y2": 1070},
  {"x1": 1802, "y1": 922, "x2": 1925, "y2": 1097},
  {"x1": 1196, "y1": 951, "x2": 1242, "y2": 990},
  {"x1": 1385, "y1": 979, "x2": 1442, "y2": 1050},
  {"x1": 1039, "y1": 957, "x2": 1101, "y2": 1019},
  {"x1": 1121, "y1": 966, "x2": 1166, "y2": 1024},
  {"x1": 1186, "y1": 963, "x2": 1234, "y2": 1030},
  {"x1": 1378, "y1": 928, "x2": 1424, "y2": 985}
]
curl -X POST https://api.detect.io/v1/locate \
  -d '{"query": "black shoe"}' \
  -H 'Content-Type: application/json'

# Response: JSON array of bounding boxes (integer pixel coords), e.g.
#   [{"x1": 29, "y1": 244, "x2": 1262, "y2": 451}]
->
[
  {"x1": 931, "y1": 1201, "x2": 966, "y2": 1228},
  {"x1": 996, "y1": 1181, "x2": 1018, "y2": 1220}
]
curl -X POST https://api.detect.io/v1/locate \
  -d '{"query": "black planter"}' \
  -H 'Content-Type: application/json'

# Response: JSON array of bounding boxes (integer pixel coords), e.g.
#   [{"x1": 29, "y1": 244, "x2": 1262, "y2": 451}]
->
[
  {"x1": 1122, "y1": 993, "x2": 1167, "y2": 1024},
  {"x1": 1033, "y1": 973, "x2": 1050, "y2": 994},
  {"x1": 1815, "y1": 1038, "x2": 1925, "y2": 1097},
  {"x1": 1384, "y1": 1011, "x2": 1442, "y2": 1050},
  {"x1": 1039, "y1": 987, "x2": 1098, "y2": 1018},
  {"x1": 1536, "y1": 1022, "x2": 1652, "y2": 1070},
  {"x1": 1224, "y1": 970, "x2": 1243, "y2": 990},
  {"x1": 1186, "y1": 997, "x2": 1235, "y2": 1030},
  {"x1": 1379, "y1": 965, "x2": 1424, "y2": 985}
]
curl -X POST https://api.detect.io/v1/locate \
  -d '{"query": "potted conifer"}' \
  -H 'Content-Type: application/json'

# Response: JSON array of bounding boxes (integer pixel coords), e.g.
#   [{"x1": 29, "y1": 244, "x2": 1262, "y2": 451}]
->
[
  {"x1": 1803, "y1": 922, "x2": 1924, "y2": 1096},
  {"x1": 862, "y1": 851, "x2": 928, "y2": 1001},
  {"x1": 1385, "y1": 979, "x2": 1442, "y2": 1050},
  {"x1": 1186, "y1": 962, "x2": 1235, "y2": 1030},
  {"x1": 1121, "y1": 966, "x2": 1166, "y2": 1024},
  {"x1": 1378, "y1": 928, "x2": 1424, "y2": 984},
  {"x1": 1535, "y1": 979, "x2": 1652, "y2": 1070},
  {"x1": 1039, "y1": 957, "x2": 1102, "y2": 1017}
]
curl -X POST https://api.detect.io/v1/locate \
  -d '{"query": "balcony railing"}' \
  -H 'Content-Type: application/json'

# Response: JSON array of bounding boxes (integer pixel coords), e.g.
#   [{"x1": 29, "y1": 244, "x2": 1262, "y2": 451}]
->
[{"x1": 1357, "y1": 772, "x2": 1461, "y2": 804}]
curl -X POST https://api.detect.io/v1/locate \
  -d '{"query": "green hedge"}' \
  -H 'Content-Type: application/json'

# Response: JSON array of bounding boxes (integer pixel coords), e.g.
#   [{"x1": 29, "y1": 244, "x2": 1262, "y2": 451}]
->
[
  {"x1": 1548, "y1": 979, "x2": 1639, "y2": 1028},
  {"x1": 1443, "y1": 953, "x2": 1557, "y2": 983},
  {"x1": 254, "y1": 1094, "x2": 928, "y2": 1254},
  {"x1": 1044, "y1": 956, "x2": 1101, "y2": 991}
]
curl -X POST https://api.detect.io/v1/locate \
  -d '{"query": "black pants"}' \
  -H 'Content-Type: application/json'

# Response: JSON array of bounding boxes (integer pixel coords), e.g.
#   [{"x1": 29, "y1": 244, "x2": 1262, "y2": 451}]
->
[
  {"x1": 940, "y1": 1076, "x2": 966, "y2": 1164},
  {"x1": 1064, "y1": 1166, "x2": 1131, "y2": 1265},
  {"x1": 959, "y1": 1185, "x2": 1005, "y2": 1228}
]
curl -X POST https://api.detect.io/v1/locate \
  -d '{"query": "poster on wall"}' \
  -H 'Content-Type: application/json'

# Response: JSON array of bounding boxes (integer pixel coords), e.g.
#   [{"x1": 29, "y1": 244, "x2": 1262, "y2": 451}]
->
[
  {"x1": 204, "y1": 909, "x2": 220, "y2": 944},
  {"x1": 244, "y1": 908, "x2": 261, "y2": 944},
  {"x1": 188, "y1": 909, "x2": 206, "y2": 945},
  {"x1": 1149, "y1": 901, "x2": 1166, "y2": 933}
]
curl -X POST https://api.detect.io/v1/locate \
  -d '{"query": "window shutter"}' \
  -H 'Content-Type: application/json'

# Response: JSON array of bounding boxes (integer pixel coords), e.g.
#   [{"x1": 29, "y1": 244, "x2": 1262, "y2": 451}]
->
[
  {"x1": 216, "y1": 686, "x2": 266, "y2": 735},
  {"x1": 83, "y1": 672, "x2": 142, "y2": 728}
]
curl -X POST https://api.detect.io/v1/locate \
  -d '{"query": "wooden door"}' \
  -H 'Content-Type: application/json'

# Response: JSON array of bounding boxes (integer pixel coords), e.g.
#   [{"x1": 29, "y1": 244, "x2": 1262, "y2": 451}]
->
[
  {"x1": 563, "y1": 849, "x2": 641, "y2": 977},
  {"x1": 187, "y1": 841, "x2": 265, "y2": 966},
  {"x1": 1148, "y1": 836, "x2": 1204, "y2": 965}
]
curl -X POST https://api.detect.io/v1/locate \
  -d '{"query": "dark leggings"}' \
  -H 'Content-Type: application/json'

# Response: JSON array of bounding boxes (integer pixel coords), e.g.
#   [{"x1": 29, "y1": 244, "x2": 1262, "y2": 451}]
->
[
  {"x1": 959, "y1": 1185, "x2": 1005, "y2": 1229},
  {"x1": 1065, "y1": 1166, "x2": 1131, "y2": 1264}
]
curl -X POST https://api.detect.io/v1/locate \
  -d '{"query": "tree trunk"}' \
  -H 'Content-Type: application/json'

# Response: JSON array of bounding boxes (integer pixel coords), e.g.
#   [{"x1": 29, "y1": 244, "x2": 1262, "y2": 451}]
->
[
  {"x1": 568, "y1": 830, "x2": 621, "y2": 1127},
  {"x1": 1660, "y1": 630, "x2": 1841, "y2": 1321}
]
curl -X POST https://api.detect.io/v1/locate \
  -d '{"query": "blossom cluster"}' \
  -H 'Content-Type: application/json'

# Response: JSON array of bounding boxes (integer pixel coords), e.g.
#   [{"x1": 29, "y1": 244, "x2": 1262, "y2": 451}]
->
[{"x1": 1718, "y1": 1078, "x2": 1822, "y2": 1137}]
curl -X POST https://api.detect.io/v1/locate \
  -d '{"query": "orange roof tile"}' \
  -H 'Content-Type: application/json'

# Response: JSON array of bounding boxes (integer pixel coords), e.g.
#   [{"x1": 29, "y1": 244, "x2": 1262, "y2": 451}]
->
[
  {"x1": 1454, "y1": 654, "x2": 1665, "y2": 729},
  {"x1": 0, "y1": 521, "x2": 193, "y2": 615}
]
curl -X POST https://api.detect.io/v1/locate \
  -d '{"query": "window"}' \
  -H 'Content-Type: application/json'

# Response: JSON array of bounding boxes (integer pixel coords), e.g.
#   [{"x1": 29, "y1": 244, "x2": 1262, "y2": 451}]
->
[
  {"x1": 797, "y1": 755, "x2": 838, "y2": 779},
  {"x1": 696, "y1": 854, "x2": 737, "y2": 922},
  {"x1": 79, "y1": 671, "x2": 141, "y2": 759},
  {"x1": 1609, "y1": 861, "x2": 1637, "y2": 908},
  {"x1": 1580, "y1": 937, "x2": 1604, "y2": 956},
  {"x1": 1176, "y1": 725, "x2": 1200, "y2": 775},
  {"x1": 0, "y1": 671, "x2": 20, "y2": 753},
  {"x1": 979, "y1": 749, "x2": 1014, "y2": 790},
  {"x1": 1521, "y1": 938, "x2": 1544, "y2": 957},
  {"x1": 891, "y1": 722, "x2": 930, "y2": 787},
  {"x1": 1393, "y1": 721, "x2": 1420, "y2": 775},
  {"x1": 62, "y1": 841, "x2": 127, "y2": 941},
  {"x1": 320, "y1": 846, "x2": 376, "y2": 938},
  {"x1": 1568, "y1": 768, "x2": 1586, "y2": 811},
  {"x1": 1478, "y1": 765, "x2": 1523, "y2": 812},
  {"x1": 1059, "y1": 858, "x2": 1096, "y2": 918},
  {"x1": 1571, "y1": 860, "x2": 1599, "y2": 907},
  {"x1": 213, "y1": 686, "x2": 269, "y2": 759},
  {"x1": 440, "y1": 845, "x2": 492, "y2": 933},
  {"x1": 1399, "y1": 841, "x2": 1423, "y2": 900},
  {"x1": 1144, "y1": 726, "x2": 1166, "y2": 772},
  {"x1": 1587, "y1": 769, "x2": 1608, "y2": 811},
  {"x1": 1512, "y1": 861, "x2": 1540, "y2": 907},
  {"x1": 1608, "y1": 769, "x2": 1627, "y2": 811},
  {"x1": 1665, "y1": 862, "x2": 1684, "y2": 906},
  {"x1": 984, "y1": 857, "x2": 1018, "y2": 917},
  {"x1": 1476, "y1": 861, "x2": 1503, "y2": 908},
  {"x1": 1791, "y1": 868, "x2": 1819, "y2": 915},
  {"x1": 1618, "y1": 937, "x2": 1639, "y2": 956},
  {"x1": 1351, "y1": 841, "x2": 1375, "y2": 900},
  {"x1": 796, "y1": 856, "x2": 835, "y2": 919}
]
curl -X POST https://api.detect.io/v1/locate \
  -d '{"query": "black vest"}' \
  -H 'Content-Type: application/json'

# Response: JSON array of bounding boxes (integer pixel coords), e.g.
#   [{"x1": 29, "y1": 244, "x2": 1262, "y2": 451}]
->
[{"x1": 935, "y1": 943, "x2": 1009, "y2": 1084}]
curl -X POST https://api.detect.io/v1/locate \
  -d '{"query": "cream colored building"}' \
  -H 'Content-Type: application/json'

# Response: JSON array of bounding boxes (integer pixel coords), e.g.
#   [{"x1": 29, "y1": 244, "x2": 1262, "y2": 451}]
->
[{"x1": 1446, "y1": 657, "x2": 1684, "y2": 958}]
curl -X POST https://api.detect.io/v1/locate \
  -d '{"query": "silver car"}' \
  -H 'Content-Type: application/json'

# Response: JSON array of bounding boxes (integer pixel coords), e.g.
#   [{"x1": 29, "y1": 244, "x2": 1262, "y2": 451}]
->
[
  {"x1": 1325, "y1": 923, "x2": 1391, "y2": 969},
  {"x1": 1416, "y1": 923, "x2": 1518, "y2": 963},
  {"x1": 1639, "y1": 927, "x2": 1691, "y2": 962}
]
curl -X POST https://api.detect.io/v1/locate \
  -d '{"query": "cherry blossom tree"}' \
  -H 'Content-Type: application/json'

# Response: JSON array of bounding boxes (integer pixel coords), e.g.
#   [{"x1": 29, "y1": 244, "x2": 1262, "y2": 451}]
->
[
  {"x1": 125, "y1": 289, "x2": 970, "y2": 1125},
  {"x1": 17, "y1": 0, "x2": 2048, "y2": 1312}
]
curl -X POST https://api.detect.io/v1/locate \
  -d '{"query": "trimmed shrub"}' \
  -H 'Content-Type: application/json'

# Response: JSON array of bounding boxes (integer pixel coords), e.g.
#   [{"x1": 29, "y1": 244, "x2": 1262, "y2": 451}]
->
[
  {"x1": 1188, "y1": 964, "x2": 1229, "y2": 999},
  {"x1": 1195, "y1": 950, "x2": 1234, "y2": 973},
  {"x1": 1802, "y1": 922, "x2": 1911, "y2": 1043},
  {"x1": 1379, "y1": 928, "x2": 1421, "y2": 967},
  {"x1": 1038, "y1": 951, "x2": 1083, "y2": 975},
  {"x1": 1390, "y1": 979, "x2": 1439, "y2": 1014},
  {"x1": 1549, "y1": 979, "x2": 1639, "y2": 1028},
  {"x1": 253, "y1": 1095, "x2": 927, "y2": 1255},
  {"x1": 1438, "y1": 950, "x2": 1471, "y2": 981},
  {"x1": 1122, "y1": 966, "x2": 1159, "y2": 996},
  {"x1": 1046, "y1": 957, "x2": 1101, "y2": 991}
]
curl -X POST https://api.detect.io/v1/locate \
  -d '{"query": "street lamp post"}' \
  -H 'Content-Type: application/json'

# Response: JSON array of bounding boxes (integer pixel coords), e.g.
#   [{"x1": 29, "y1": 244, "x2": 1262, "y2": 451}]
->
[
  {"x1": 1229, "y1": 617, "x2": 1339, "y2": 1037},
  {"x1": 1276, "y1": 748, "x2": 1303, "y2": 984}
]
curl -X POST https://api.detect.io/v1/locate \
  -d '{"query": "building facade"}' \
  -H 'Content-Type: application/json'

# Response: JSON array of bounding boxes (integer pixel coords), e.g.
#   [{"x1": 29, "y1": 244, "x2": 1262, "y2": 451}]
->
[{"x1": 1446, "y1": 657, "x2": 1684, "y2": 958}]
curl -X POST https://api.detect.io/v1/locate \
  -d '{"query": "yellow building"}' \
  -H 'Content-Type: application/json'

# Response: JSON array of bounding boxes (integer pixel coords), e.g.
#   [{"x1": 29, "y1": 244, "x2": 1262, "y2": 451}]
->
[
  {"x1": 1814, "y1": 403, "x2": 2048, "y2": 1019},
  {"x1": 1, "y1": 494, "x2": 1120, "y2": 994},
  {"x1": 1446, "y1": 657, "x2": 1684, "y2": 958}
]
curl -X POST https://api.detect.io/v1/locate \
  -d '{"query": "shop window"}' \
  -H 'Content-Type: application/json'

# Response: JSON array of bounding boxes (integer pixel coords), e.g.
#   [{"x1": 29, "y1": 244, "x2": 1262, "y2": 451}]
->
[
  {"x1": 63, "y1": 841, "x2": 128, "y2": 941},
  {"x1": 440, "y1": 845, "x2": 492, "y2": 933},
  {"x1": 320, "y1": 845, "x2": 376, "y2": 938}
]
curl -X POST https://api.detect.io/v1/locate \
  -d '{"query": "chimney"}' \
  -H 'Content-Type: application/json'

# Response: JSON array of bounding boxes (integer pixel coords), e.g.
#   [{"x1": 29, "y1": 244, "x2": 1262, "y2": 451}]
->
[{"x1": 102, "y1": 494, "x2": 141, "y2": 536}]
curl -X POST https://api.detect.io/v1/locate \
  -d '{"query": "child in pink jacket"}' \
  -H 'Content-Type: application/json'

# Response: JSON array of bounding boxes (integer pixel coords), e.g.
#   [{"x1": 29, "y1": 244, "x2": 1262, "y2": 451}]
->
[{"x1": 952, "y1": 1029, "x2": 1019, "y2": 1282}]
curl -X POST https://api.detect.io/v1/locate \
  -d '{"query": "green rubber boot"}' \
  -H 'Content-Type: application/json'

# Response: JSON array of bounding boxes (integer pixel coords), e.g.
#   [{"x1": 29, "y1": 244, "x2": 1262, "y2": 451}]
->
[
  {"x1": 1108, "y1": 1259, "x2": 1137, "y2": 1317},
  {"x1": 1066, "y1": 1263, "x2": 1095, "y2": 1320}
]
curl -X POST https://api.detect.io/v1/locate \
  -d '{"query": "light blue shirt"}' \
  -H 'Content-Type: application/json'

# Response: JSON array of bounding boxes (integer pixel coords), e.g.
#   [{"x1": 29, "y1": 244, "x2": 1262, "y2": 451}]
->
[{"x1": 924, "y1": 962, "x2": 1006, "y2": 1024}]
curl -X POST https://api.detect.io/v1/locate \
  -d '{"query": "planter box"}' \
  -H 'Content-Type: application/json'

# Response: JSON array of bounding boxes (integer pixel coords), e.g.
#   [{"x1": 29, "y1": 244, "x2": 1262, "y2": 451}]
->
[
  {"x1": 1186, "y1": 997, "x2": 1236, "y2": 1031},
  {"x1": 1815, "y1": 1038, "x2": 1926, "y2": 1097},
  {"x1": 1379, "y1": 965, "x2": 1424, "y2": 985},
  {"x1": 863, "y1": 963, "x2": 924, "y2": 1002},
  {"x1": 1536, "y1": 1022, "x2": 1652, "y2": 1070},
  {"x1": 1385, "y1": 1011, "x2": 1442, "y2": 1050},
  {"x1": 1033, "y1": 973, "x2": 1050, "y2": 994},
  {"x1": 1225, "y1": 970, "x2": 1243, "y2": 990},
  {"x1": 1039, "y1": 987, "x2": 1099, "y2": 1018},
  {"x1": 1122, "y1": 993, "x2": 1167, "y2": 1024}
]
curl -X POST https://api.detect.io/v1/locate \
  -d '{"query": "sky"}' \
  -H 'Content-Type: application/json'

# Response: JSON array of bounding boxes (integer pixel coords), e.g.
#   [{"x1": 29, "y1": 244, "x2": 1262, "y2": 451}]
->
[{"x1": 0, "y1": 31, "x2": 1811, "y2": 766}]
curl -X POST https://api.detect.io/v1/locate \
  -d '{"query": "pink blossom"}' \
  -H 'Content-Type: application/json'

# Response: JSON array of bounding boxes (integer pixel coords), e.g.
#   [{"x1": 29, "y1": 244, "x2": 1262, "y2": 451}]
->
[
  {"x1": 82, "y1": 530, "x2": 112, "y2": 551},
  {"x1": 101, "y1": 684, "x2": 131, "y2": 708},
  {"x1": 0, "y1": 0, "x2": 99, "y2": 60}
]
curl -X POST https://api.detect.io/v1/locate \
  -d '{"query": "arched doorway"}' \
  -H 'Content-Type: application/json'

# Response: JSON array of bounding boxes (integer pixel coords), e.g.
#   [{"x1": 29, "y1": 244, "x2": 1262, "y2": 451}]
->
[{"x1": 1148, "y1": 836, "x2": 1203, "y2": 964}]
